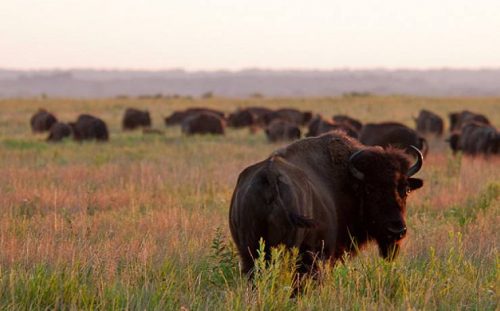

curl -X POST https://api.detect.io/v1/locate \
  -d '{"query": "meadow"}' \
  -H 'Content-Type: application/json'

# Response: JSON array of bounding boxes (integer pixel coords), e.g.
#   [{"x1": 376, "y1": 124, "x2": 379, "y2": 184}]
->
[{"x1": 0, "y1": 96, "x2": 498, "y2": 310}]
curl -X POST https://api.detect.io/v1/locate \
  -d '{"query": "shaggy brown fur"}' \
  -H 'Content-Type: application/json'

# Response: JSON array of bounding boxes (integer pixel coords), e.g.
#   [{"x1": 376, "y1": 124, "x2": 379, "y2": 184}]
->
[
  {"x1": 30, "y1": 109, "x2": 58, "y2": 133},
  {"x1": 414, "y1": 109, "x2": 444, "y2": 136},
  {"x1": 265, "y1": 119, "x2": 301, "y2": 142},
  {"x1": 122, "y1": 108, "x2": 151, "y2": 130},
  {"x1": 164, "y1": 108, "x2": 225, "y2": 126},
  {"x1": 181, "y1": 112, "x2": 225, "y2": 135}
]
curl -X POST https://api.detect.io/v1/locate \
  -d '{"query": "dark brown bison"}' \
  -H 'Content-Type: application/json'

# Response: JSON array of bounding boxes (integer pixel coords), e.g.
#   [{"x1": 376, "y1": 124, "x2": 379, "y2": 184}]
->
[
  {"x1": 122, "y1": 108, "x2": 151, "y2": 130},
  {"x1": 262, "y1": 108, "x2": 312, "y2": 126},
  {"x1": 332, "y1": 115, "x2": 363, "y2": 132},
  {"x1": 265, "y1": 119, "x2": 301, "y2": 142},
  {"x1": 30, "y1": 109, "x2": 57, "y2": 133},
  {"x1": 47, "y1": 122, "x2": 72, "y2": 142},
  {"x1": 448, "y1": 122, "x2": 499, "y2": 156},
  {"x1": 359, "y1": 122, "x2": 428, "y2": 156},
  {"x1": 448, "y1": 110, "x2": 490, "y2": 132},
  {"x1": 181, "y1": 112, "x2": 225, "y2": 135},
  {"x1": 306, "y1": 115, "x2": 358, "y2": 138},
  {"x1": 164, "y1": 108, "x2": 225, "y2": 126},
  {"x1": 229, "y1": 132, "x2": 424, "y2": 275},
  {"x1": 70, "y1": 114, "x2": 109, "y2": 142},
  {"x1": 414, "y1": 109, "x2": 444, "y2": 136},
  {"x1": 227, "y1": 109, "x2": 258, "y2": 128}
]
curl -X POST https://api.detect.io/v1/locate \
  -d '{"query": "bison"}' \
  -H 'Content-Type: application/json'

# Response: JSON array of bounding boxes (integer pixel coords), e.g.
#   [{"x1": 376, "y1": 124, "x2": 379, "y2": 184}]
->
[
  {"x1": 265, "y1": 119, "x2": 301, "y2": 142},
  {"x1": 448, "y1": 122, "x2": 499, "y2": 156},
  {"x1": 359, "y1": 122, "x2": 428, "y2": 156},
  {"x1": 261, "y1": 108, "x2": 312, "y2": 126},
  {"x1": 165, "y1": 108, "x2": 225, "y2": 126},
  {"x1": 332, "y1": 115, "x2": 363, "y2": 132},
  {"x1": 181, "y1": 112, "x2": 225, "y2": 135},
  {"x1": 449, "y1": 110, "x2": 490, "y2": 132},
  {"x1": 306, "y1": 115, "x2": 358, "y2": 138},
  {"x1": 229, "y1": 132, "x2": 424, "y2": 275},
  {"x1": 227, "y1": 109, "x2": 258, "y2": 128},
  {"x1": 122, "y1": 108, "x2": 151, "y2": 130},
  {"x1": 30, "y1": 109, "x2": 57, "y2": 133},
  {"x1": 70, "y1": 114, "x2": 109, "y2": 142},
  {"x1": 47, "y1": 122, "x2": 72, "y2": 142},
  {"x1": 414, "y1": 109, "x2": 444, "y2": 136}
]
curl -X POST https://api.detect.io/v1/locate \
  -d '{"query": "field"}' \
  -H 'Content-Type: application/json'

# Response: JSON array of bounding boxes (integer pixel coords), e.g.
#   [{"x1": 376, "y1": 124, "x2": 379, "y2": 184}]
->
[{"x1": 0, "y1": 96, "x2": 498, "y2": 310}]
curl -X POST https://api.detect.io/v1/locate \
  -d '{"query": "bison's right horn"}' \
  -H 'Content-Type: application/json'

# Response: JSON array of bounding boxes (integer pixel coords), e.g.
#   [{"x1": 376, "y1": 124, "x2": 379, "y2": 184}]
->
[
  {"x1": 349, "y1": 149, "x2": 365, "y2": 180},
  {"x1": 407, "y1": 145, "x2": 423, "y2": 177}
]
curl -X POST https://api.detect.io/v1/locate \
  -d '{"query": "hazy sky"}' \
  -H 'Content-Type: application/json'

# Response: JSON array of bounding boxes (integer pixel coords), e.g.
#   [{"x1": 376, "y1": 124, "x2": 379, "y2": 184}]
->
[{"x1": 1, "y1": 0, "x2": 499, "y2": 70}]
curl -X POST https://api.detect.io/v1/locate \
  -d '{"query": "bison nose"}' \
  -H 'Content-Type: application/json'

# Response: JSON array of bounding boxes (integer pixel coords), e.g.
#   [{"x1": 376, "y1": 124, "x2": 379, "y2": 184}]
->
[{"x1": 386, "y1": 221, "x2": 407, "y2": 239}]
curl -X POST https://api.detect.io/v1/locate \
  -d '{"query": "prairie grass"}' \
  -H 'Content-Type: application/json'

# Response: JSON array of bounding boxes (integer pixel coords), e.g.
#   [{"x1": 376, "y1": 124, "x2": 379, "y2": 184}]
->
[{"x1": 0, "y1": 96, "x2": 498, "y2": 310}]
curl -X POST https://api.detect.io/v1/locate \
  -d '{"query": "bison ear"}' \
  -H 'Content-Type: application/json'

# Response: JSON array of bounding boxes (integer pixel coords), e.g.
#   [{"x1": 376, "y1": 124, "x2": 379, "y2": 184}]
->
[{"x1": 408, "y1": 178, "x2": 423, "y2": 191}]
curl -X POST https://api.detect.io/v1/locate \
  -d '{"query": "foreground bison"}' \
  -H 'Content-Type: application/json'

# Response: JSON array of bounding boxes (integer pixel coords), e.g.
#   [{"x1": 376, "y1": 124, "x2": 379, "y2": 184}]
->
[
  {"x1": 47, "y1": 122, "x2": 72, "y2": 142},
  {"x1": 265, "y1": 119, "x2": 301, "y2": 142},
  {"x1": 122, "y1": 108, "x2": 151, "y2": 130},
  {"x1": 359, "y1": 122, "x2": 428, "y2": 156},
  {"x1": 70, "y1": 114, "x2": 109, "y2": 141},
  {"x1": 181, "y1": 112, "x2": 225, "y2": 135},
  {"x1": 30, "y1": 109, "x2": 57, "y2": 133},
  {"x1": 165, "y1": 108, "x2": 225, "y2": 126},
  {"x1": 414, "y1": 109, "x2": 444, "y2": 136},
  {"x1": 230, "y1": 133, "x2": 424, "y2": 275}
]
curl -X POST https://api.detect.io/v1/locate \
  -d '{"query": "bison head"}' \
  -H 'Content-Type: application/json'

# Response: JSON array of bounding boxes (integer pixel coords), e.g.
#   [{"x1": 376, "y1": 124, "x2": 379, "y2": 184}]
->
[{"x1": 349, "y1": 146, "x2": 424, "y2": 260}]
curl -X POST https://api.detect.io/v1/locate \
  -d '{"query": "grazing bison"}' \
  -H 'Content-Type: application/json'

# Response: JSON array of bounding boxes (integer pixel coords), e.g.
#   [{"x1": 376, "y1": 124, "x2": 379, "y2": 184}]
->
[
  {"x1": 122, "y1": 108, "x2": 151, "y2": 130},
  {"x1": 332, "y1": 115, "x2": 363, "y2": 132},
  {"x1": 165, "y1": 108, "x2": 225, "y2": 126},
  {"x1": 449, "y1": 110, "x2": 490, "y2": 132},
  {"x1": 448, "y1": 122, "x2": 499, "y2": 156},
  {"x1": 262, "y1": 108, "x2": 312, "y2": 126},
  {"x1": 181, "y1": 112, "x2": 225, "y2": 135},
  {"x1": 47, "y1": 122, "x2": 72, "y2": 142},
  {"x1": 30, "y1": 109, "x2": 57, "y2": 133},
  {"x1": 306, "y1": 115, "x2": 358, "y2": 138},
  {"x1": 70, "y1": 114, "x2": 109, "y2": 142},
  {"x1": 228, "y1": 109, "x2": 258, "y2": 128},
  {"x1": 229, "y1": 132, "x2": 424, "y2": 275},
  {"x1": 414, "y1": 109, "x2": 444, "y2": 136},
  {"x1": 359, "y1": 122, "x2": 428, "y2": 156},
  {"x1": 265, "y1": 119, "x2": 301, "y2": 142}
]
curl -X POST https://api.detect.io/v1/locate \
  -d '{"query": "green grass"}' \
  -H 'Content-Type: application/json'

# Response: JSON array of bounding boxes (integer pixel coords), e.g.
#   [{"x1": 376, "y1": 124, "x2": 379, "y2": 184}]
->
[{"x1": 0, "y1": 96, "x2": 498, "y2": 310}]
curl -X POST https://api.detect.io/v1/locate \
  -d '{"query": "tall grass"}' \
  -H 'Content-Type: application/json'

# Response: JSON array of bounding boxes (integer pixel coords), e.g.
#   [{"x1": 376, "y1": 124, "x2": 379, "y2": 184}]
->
[{"x1": 0, "y1": 96, "x2": 498, "y2": 309}]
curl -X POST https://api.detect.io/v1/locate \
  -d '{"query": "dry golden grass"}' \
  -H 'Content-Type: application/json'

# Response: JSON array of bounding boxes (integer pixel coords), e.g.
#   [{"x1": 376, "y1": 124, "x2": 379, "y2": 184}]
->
[{"x1": 0, "y1": 96, "x2": 498, "y2": 310}]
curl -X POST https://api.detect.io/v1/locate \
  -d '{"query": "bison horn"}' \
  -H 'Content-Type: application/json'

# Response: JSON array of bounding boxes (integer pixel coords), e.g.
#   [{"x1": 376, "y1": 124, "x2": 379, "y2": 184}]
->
[
  {"x1": 349, "y1": 149, "x2": 365, "y2": 180},
  {"x1": 407, "y1": 145, "x2": 423, "y2": 177}
]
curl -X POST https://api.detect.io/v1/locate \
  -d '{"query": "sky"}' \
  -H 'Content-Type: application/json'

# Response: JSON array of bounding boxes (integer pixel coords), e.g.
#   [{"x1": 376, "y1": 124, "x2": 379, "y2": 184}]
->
[{"x1": 1, "y1": 0, "x2": 500, "y2": 70}]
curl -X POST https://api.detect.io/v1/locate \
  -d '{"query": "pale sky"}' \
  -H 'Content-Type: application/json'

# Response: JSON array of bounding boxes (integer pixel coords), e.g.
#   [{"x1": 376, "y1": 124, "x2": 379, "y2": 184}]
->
[{"x1": 1, "y1": 0, "x2": 499, "y2": 70}]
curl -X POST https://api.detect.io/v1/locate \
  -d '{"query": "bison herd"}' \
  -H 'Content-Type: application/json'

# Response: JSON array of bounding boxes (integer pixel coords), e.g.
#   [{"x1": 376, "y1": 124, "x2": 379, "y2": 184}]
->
[{"x1": 30, "y1": 106, "x2": 498, "y2": 157}]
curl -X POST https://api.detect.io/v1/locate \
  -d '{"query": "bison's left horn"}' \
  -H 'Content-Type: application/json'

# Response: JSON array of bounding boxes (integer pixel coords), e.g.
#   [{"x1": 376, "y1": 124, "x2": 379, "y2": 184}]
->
[
  {"x1": 407, "y1": 145, "x2": 423, "y2": 177},
  {"x1": 349, "y1": 149, "x2": 365, "y2": 180}
]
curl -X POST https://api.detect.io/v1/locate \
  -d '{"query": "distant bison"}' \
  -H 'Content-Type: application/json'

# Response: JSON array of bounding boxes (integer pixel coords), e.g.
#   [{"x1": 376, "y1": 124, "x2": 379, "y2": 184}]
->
[
  {"x1": 181, "y1": 112, "x2": 225, "y2": 135},
  {"x1": 448, "y1": 122, "x2": 499, "y2": 156},
  {"x1": 122, "y1": 108, "x2": 151, "y2": 130},
  {"x1": 449, "y1": 110, "x2": 490, "y2": 132},
  {"x1": 265, "y1": 119, "x2": 301, "y2": 142},
  {"x1": 229, "y1": 132, "x2": 424, "y2": 275},
  {"x1": 359, "y1": 122, "x2": 428, "y2": 155},
  {"x1": 70, "y1": 114, "x2": 109, "y2": 142},
  {"x1": 306, "y1": 115, "x2": 358, "y2": 138},
  {"x1": 332, "y1": 115, "x2": 363, "y2": 132},
  {"x1": 414, "y1": 109, "x2": 444, "y2": 136},
  {"x1": 47, "y1": 122, "x2": 72, "y2": 142},
  {"x1": 262, "y1": 108, "x2": 312, "y2": 126},
  {"x1": 30, "y1": 109, "x2": 57, "y2": 133},
  {"x1": 165, "y1": 108, "x2": 225, "y2": 126},
  {"x1": 227, "y1": 109, "x2": 257, "y2": 128}
]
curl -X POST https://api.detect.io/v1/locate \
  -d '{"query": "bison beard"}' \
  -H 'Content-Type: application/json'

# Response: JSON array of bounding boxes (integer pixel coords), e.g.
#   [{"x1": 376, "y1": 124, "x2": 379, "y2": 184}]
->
[{"x1": 229, "y1": 133, "x2": 424, "y2": 277}]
